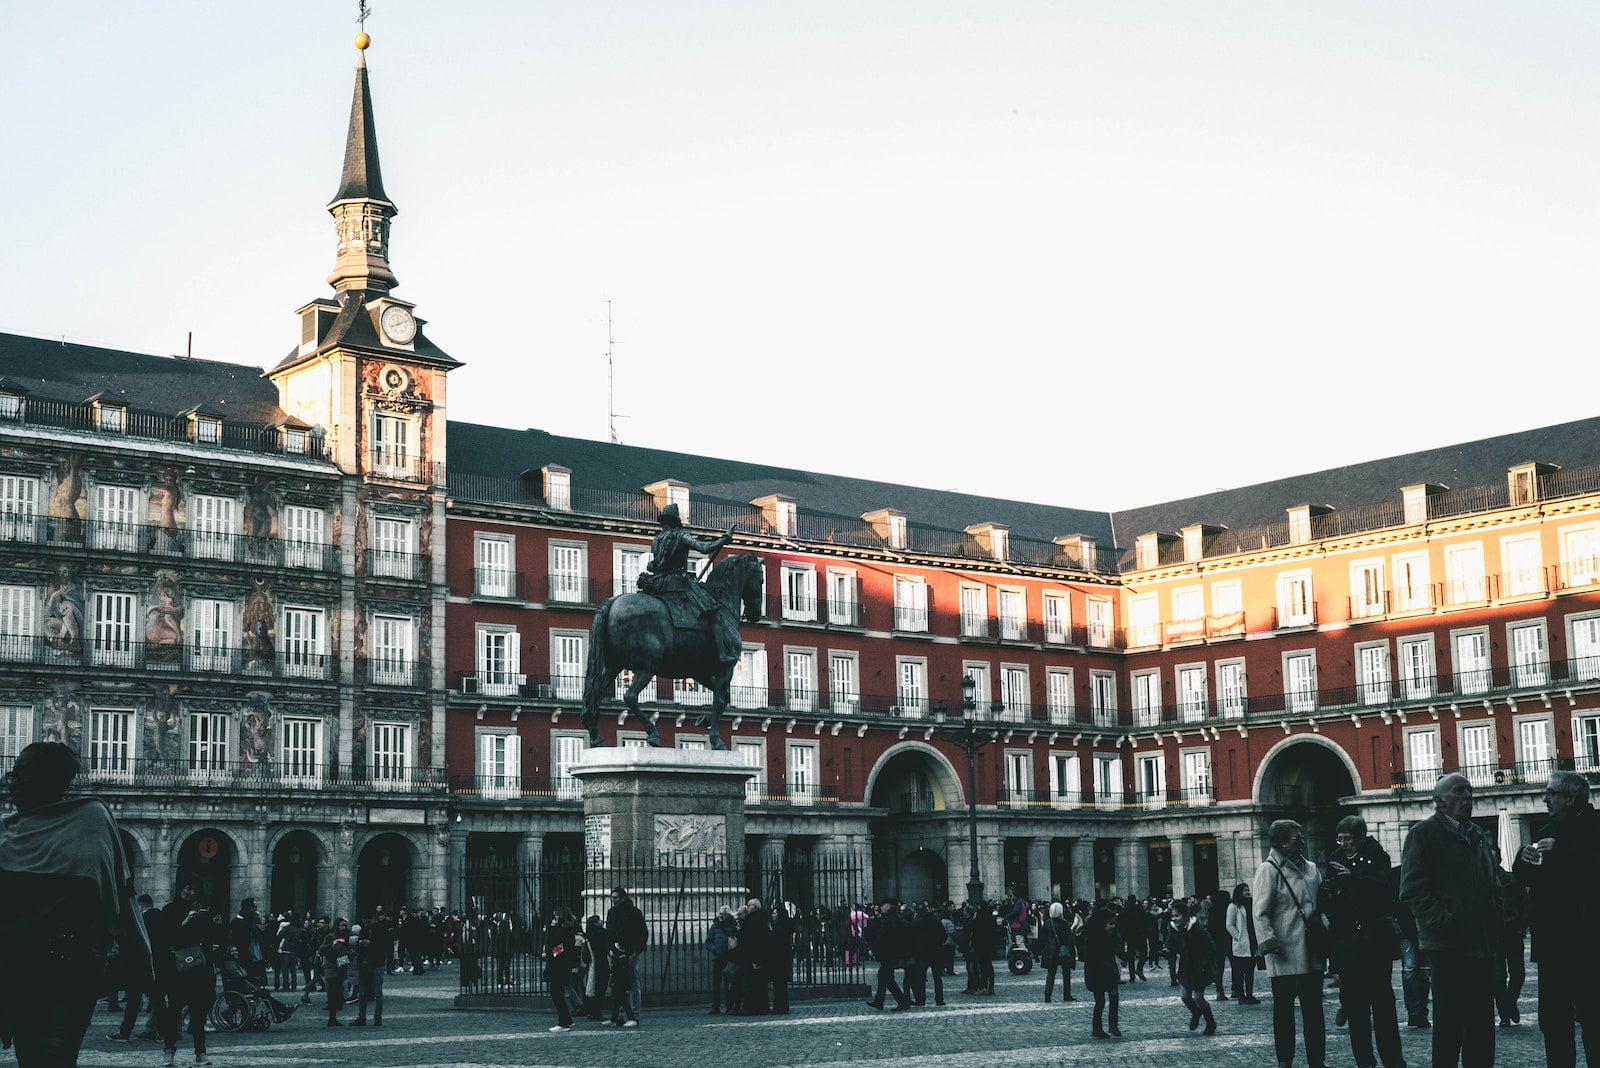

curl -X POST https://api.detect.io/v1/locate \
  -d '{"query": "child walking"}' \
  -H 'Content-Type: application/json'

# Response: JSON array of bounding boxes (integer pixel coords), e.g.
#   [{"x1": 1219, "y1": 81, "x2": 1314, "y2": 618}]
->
[{"x1": 1172, "y1": 899, "x2": 1218, "y2": 1036}]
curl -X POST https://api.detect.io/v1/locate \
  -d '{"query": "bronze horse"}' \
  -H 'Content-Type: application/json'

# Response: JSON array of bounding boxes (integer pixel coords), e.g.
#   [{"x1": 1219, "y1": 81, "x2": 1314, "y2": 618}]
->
[{"x1": 581, "y1": 553, "x2": 764, "y2": 750}]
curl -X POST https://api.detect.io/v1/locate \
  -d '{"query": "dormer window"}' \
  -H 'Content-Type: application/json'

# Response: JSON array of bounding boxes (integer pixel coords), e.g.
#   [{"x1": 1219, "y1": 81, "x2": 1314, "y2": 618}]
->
[
  {"x1": 0, "y1": 392, "x2": 22, "y2": 421},
  {"x1": 183, "y1": 410, "x2": 223, "y2": 444},
  {"x1": 645, "y1": 479, "x2": 690, "y2": 523},
  {"x1": 1056, "y1": 534, "x2": 1098, "y2": 571},
  {"x1": 753, "y1": 495, "x2": 797, "y2": 537},
  {"x1": 92, "y1": 400, "x2": 126, "y2": 432},
  {"x1": 1402, "y1": 483, "x2": 1446, "y2": 525},
  {"x1": 1136, "y1": 534, "x2": 1159, "y2": 570},
  {"x1": 283, "y1": 428, "x2": 309, "y2": 455},
  {"x1": 1286, "y1": 505, "x2": 1333, "y2": 546},
  {"x1": 544, "y1": 465, "x2": 571, "y2": 511},
  {"x1": 967, "y1": 523, "x2": 1009, "y2": 562},
  {"x1": 863, "y1": 509, "x2": 908, "y2": 550},
  {"x1": 1508, "y1": 462, "x2": 1557, "y2": 507}
]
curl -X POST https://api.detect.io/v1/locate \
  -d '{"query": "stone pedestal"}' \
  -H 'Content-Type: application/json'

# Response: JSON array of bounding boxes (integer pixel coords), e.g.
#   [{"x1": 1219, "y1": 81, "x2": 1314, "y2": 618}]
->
[{"x1": 571, "y1": 747, "x2": 756, "y2": 1002}]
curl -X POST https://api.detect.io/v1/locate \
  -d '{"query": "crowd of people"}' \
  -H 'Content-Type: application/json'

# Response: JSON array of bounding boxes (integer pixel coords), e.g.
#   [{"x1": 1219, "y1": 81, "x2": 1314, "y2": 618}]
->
[{"x1": 3, "y1": 740, "x2": 1596, "y2": 1068}]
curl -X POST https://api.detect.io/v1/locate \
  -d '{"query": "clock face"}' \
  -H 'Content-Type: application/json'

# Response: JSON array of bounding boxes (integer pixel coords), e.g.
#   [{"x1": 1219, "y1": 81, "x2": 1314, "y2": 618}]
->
[{"x1": 380, "y1": 304, "x2": 417, "y2": 344}]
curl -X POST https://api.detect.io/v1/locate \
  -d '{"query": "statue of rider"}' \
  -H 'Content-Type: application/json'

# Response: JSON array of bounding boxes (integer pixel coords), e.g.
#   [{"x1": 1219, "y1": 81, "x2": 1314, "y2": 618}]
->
[{"x1": 638, "y1": 504, "x2": 740, "y2": 666}]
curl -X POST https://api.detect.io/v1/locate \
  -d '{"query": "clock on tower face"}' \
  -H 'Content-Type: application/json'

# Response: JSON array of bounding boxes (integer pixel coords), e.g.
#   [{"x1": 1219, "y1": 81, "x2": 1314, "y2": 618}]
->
[{"x1": 380, "y1": 304, "x2": 417, "y2": 344}]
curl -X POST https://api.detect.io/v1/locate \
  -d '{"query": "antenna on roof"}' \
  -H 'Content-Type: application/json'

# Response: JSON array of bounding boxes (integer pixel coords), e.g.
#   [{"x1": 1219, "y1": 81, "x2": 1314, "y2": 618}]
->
[
  {"x1": 186, "y1": 332, "x2": 193, "y2": 360},
  {"x1": 606, "y1": 299, "x2": 622, "y2": 445}
]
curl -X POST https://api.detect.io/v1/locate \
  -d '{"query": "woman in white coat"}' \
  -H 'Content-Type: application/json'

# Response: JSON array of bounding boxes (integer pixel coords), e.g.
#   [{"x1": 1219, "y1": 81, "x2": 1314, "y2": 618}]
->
[
  {"x1": 1252, "y1": 819, "x2": 1328, "y2": 1068},
  {"x1": 1225, "y1": 882, "x2": 1261, "y2": 1004}
]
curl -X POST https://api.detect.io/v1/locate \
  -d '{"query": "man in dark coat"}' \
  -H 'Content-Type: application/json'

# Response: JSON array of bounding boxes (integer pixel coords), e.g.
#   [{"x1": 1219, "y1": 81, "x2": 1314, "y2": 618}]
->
[
  {"x1": 907, "y1": 905, "x2": 946, "y2": 1006},
  {"x1": 864, "y1": 900, "x2": 911, "y2": 1011},
  {"x1": 1320, "y1": 815, "x2": 1404, "y2": 1068},
  {"x1": 606, "y1": 886, "x2": 648, "y2": 1026},
  {"x1": 1206, "y1": 890, "x2": 1232, "y2": 998},
  {"x1": 1400, "y1": 771, "x2": 1499, "y2": 1068},
  {"x1": 704, "y1": 906, "x2": 736, "y2": 1014},
  {"x1": 1514, "y1": 769, "x2": 1600, "y2": 1068}
]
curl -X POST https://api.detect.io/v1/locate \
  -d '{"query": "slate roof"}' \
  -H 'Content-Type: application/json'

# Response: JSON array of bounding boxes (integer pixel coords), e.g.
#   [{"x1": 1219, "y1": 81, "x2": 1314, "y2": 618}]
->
[
  {"x1": 1108, "y1": 415, "x2": 1600, "y2": 547},
  {"x1": 268, "y1": 290, "x2": 461, "y2": 374},
  {"x1": 446, "y1": 421, "x2": 1118, "y2": 547},
  {"x1": 331, "y1": 60, "x2": 390, "y2": 206},
  {"x1": 0, "y1": 332, "x2": 286, "y2": 425}
]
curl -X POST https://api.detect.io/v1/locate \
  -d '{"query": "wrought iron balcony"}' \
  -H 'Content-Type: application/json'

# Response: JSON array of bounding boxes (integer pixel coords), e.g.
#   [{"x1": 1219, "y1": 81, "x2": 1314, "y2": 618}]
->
[
  {"x1": 470, "y1": 568, "x2": 523, "y2": 600},
  {"x1": 0, "y1": 395, "x2": 334, "y2": 461},
  {"x1": 0, "y1": 634, "x2": 337, "y2": 681},
  {"x1": 0, "y1": 515, "x2": 337, "y2": 571},
  {"x1": 21, "y1": 755, "x2": 449, "y2": 795}
]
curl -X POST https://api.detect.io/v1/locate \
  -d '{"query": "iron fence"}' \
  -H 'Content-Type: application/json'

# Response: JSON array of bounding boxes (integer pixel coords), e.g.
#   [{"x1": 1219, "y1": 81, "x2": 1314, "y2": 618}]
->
[{"x1": 458, "y1": 856, "x2": 865, "y2": 1003}]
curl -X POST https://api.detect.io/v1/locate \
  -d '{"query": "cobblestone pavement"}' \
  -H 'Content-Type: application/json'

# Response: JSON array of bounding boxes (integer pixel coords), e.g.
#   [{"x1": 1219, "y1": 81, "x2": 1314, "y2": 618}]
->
[{"x1": 45, "y1": 962, "x2": 1558, "y2": 1068}]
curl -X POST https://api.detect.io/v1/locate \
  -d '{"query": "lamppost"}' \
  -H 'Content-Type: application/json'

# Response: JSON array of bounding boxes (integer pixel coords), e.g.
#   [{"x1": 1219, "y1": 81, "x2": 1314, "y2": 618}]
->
[{"x1": 939, "y1": 674, "x2": 993, "y2": 905}]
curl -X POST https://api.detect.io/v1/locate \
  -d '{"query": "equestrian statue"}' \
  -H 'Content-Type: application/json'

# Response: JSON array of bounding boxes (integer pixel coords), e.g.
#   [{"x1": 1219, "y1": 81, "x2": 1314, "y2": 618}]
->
[{"x1": 581, "y1": 504, "x2": 764, "y2": 750}]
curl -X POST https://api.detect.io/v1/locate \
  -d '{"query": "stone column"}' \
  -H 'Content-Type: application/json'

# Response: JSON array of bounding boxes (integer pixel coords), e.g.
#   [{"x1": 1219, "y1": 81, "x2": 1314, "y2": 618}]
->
[
  {"x1": 518, "y1": 831, "x2": 544, "y2": 924},
  {"x1": 1117, "y1": 837, "x2": 1149, "y2": 901},
  {"x1": 1169, "y1": 835, "x2": 1191, "y2": 899},
  {"x1": 1070, "y1": 838, "x2": 1096, "y2": 903},
  {"x1": 1026, "y1": 838, "x2": 1051, "y2": 901},
  {"x1": 446, "y1": 825, "x2": 468, "y2": 914},
  {"x1": 982, "y1": 836, "x2": 1005, "y2": 901}
]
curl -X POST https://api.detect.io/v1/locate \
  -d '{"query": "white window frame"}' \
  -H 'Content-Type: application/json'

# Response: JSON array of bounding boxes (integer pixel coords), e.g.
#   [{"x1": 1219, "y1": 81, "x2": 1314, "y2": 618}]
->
[
  {"x1": 1405, "y1": 726, "x2": 1442, "y2": 787},
  {"x1": 548, "y1": 541, "x2": 587, "y2": 604},
  {"x1": 1350, "y1": 558, "x2": 1385, "y2": 618},
  {"x1": 0, "y1": 705, "x2": 33, "y2": 760},
  {"x1": 1172, "y1": 585, "x2": 1203, "y2": 622},
  {"x1": 1515, "y1": 715, "x2": 1554, "y2": 782},
  {"x1": 1397, "y1": 635, "x2": 1434, "y2": 701},
  {"x1": 187, "y1": 711, "x2": 230, "y2": 779},
  {"x1": 550, "y1": 630, "x2": 586, "y2": 701},
  {"x1": 1446, "y1": 542, "x2": 1486, "y2": 605},
  {"x1": 553, "y1": 732, "x2": 587, "y2": 800},
  {"x1": 896, "y1": 657, "x2": 928, "y2": 717},
  {"x1": 1217, "y1": 659, "x2": 1246, "y2": 718},
  {"x1": 893, "y1": 575, "x2": 928, "y2": 633},
  {"x1": 1356, "y1": 641, "x2": 1391, "y2": 706},
  {"x1": 784, "y1": 647, "x2": 817, "y2": 712},
  {"x1": 370, "y1": 614, "x2": 415, "y2": 685},
  {"x1": 281, "y1": 505, "x2": 326, "y2": 569},
  {"x1": 370, "y1": 410, "x2": 412, "y2": 475},
  {"x1": 1576, "y1": 715, "x2": 1600, "y2": 773},
  {"x1": 1452, "y1": 628, "x2": 1491, "y2": 696},
  {"x1": 1003, "y1": 749, "x2": 1033, "y2": 804},
  {"x1": 476, "y1": 625, "x2": 521, "y2": 696},
  {"x1": 0, "y1": 583, "x2": 37, "y2": 661},
  {"x1": 190, "y1": 494, "x2": 236, "y2": 561},
  {"x1": 1459, "y1": 721, "x2": 1496, "y2": 785},
  {"x1": 1137, "y1": 752, "x2": 1166, "y2": 808},
  {"x1": 999, "y1": 663, "x2": 1029, "y2": 722},
  {"x1": 828, "y1": 650, "x2": 858, "y2": 714},
  {"x1": 964, "y1": 662, "x2": 991, "y2": 719},
  {"x1": 1129, "y1": 593, "x2": 1158, "y2": 647},
  {"x1": 279, "y1": 716, "x2": 322, "y2": 785},
  {"x1": 732, "y1": 645, "x2": 768, "y2": 709},
  {"x1": 998, "y1": 587, "x2": 1026, "y2": 641},
  {"x1": 736, "y1": 738, "x2": 766, "y2": 802},
  {"x1": 1393, "y1": 552, "x2": 1431, "y2": 612},
  {"x1": 1211, "y1": 580, "x2": 1243, "y2": 617},
  {"x1": 614, "y1": 544, "x2": 650, "y2": 597},
  {"x1": 787, "y1": 740, "x2": 820, "y2": 804},
  {"x1": 87, "y1": 707, "x2": 135, "y2": 782},
  {"x1": 1045, "y1": 667, "x2": 1074, "y2": 725},
  {"x1": 281, "y1": 605, "x2": 327, "y2": 679},
  {"x1": 1561, "y1": 523, "x2": 1600, "y2": 587},
  {"x1": 92, "y1": 484, "x2": 138, "y2": 552},
  {"x1": 371, "y1": 515, "x2": 414, "y2": 579},
  {"x1": 477, "y1": 730, "x2": 522, "y2": 800},
  {"x1": 1284, "y1": 651, "x2": 1316, "y2": 714},
  {"x1": 1180, "y1": 749, "x2": 1212, "y2": 806},
  {"x1": 781, "y1": 564, "x2": 818, "y2": 622},
  {"x1": 1508, "y1": 620, "x2": 1548, "y2": 688},
  {"x1": 1043, "y1": 591, "x2": 1070, "y2": 644},
  {"x1": 1090, "y1": 670, "x2": 1116, "y2": 726},
  {"x1": 1093, "y1": 753, "x2": 1120, "y2": 807},
  {"x1": 0, "y1": 475, "x2": 39, "y2": 542},
  {"x1": 369, "y1": 721, "x2": 413, "y2": 788},
  {"x1": 1569, "y1": 612, "x2": 1600, "y2": 682},
  {"x1": 475, "y1": 533, "x2": 516, "y2": 598},
  {"x1": 1276, "y1": 570, "x2": 1313, "y2": 628},
  {"x1": 1048, "y1": 751, "x2": 1080, "y2": 809},
  {"x1": 959, "y1": 584, "x2": 988, "y2": 638},
  {"x1": 91, "y1": 590, "x2": 136, "y2": 668},
  {"x1": 1131, "y1": 669, "x2": 1160, "y2": 727},
  {"x1": 825, "y1": 567, "x2": 858, "y2": 626},
  {"x1": 1502, "y1": 534, "x2": 1544, "y2": 597},
  {"x1": 1176, "y1": 663, "x2": 1207, "y2": 723},
  {"x1": 1086, "y1": 597, "x2": 1113, "y2": 648}
]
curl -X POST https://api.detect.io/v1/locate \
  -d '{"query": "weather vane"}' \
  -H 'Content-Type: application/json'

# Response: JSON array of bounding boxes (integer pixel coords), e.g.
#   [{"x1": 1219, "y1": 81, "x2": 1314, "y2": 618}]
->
[{"x1": 356, "y1": 1, "x2": 371, "y2": 31}]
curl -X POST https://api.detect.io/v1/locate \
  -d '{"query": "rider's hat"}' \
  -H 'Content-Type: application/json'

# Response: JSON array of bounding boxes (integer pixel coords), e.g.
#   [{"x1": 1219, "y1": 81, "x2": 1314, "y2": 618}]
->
[{"x1": 658, "y1": 503, "x2": 682, "y2": 527}]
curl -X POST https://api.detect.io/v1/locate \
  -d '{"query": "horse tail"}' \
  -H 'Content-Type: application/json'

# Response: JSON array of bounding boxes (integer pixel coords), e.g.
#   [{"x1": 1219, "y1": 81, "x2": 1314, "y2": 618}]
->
[{"x1": 582, "y1": 598, "x2": 614, "y2": 728}]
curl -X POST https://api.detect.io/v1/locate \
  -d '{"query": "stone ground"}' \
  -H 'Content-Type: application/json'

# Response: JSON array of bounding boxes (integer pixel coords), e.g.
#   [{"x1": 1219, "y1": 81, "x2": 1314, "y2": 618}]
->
[{"x1": 41, "y1": 961, "x2": 1559, "y2": 1068}]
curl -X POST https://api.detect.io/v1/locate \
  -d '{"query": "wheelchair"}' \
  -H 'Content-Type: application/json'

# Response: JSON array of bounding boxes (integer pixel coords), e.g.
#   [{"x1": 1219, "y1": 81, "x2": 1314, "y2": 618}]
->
[{"x1": 209, "y1": 974, "x2": 299, "y2": 1032}]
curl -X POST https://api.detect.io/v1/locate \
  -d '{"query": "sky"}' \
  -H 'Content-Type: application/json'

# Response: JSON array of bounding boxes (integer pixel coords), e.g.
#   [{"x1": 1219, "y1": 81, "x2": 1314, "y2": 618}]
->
[{"x1": 3, "y1": 2, "x2": 1597, "y2": 513}]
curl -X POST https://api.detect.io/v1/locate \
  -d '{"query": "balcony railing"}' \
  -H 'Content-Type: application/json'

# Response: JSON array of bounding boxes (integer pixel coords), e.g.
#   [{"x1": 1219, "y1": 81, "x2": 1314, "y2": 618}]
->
[
  {"x1": 366, "y1": 449, "x2": 441, "y2": 485},
  {"x1": 0, "y1": 395, "x2": 335, "y2": 461},
  {"x1": 445, "y1": 771, "x2": 839, "y2": 806},
  {"x1": 1393, "y1": 758, "x2": 1561, "y2": 793},
  {"x1": 367, "y1": 549, "x2": 426, "y2": 581},
  {"x1": 541, "y1": 575, "x2": 609, "y2": 606},
  {"x1": 367, "y1": 657, "x2": 421, "y2": 687},
  {"x1": 0, "y1": 634, "x2": 336, "y2": 680},
  {"x1": 0, "y1": 515, "x2": 337, "y2": 571},
  {"x1": 471, "y1": 568, "x2": 524, "y2": 600},
  {"x1": 26, "y1": 755, "x2": 447, "y2": 795}
]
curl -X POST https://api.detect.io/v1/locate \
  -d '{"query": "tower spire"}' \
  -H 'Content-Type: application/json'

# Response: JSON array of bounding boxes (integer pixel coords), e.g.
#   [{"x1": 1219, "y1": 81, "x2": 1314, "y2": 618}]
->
[{"x1": 327, "y1": 24, "x2": 399, "y2": 294}]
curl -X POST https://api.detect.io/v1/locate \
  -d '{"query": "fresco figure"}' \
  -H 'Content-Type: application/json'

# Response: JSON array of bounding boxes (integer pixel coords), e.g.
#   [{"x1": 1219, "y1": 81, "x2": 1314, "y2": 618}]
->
[
  {"x1": 145, "y1": 469, "x2": 185, "y2": 553},
  {"x1": 47, "y1": 454, "x2": 85, "y2": 542},
  {"x1": 145, "y1": 571, "x2": 185, "y2": 663},
  {"x1": 242, "y1": 578, "x2": 275, "y2": 667},
  {"x1": 240, "y1": 690, "x2": 273, "y2": 775},
  {"x1": 42, "y1": 565, "x2": 84, "y2": 655}
]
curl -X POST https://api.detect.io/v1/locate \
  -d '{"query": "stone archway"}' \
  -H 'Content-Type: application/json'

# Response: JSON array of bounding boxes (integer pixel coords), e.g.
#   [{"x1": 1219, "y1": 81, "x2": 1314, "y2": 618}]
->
[
  {"x1": 356, "y1": 832, "x2": 419, "y2": 920},
  {"x1": 269, "y1": 830, "x2": 324, "y2": 918},
  {"x1": 865, "y1": 743, "x2": 963, "y2": 813},
  {"x1": 866, "y1": 743, "x2": 965, "y2": 901},
  {"x1": 1254, "y1": 738, "x2": 1361, "y2": 863}
]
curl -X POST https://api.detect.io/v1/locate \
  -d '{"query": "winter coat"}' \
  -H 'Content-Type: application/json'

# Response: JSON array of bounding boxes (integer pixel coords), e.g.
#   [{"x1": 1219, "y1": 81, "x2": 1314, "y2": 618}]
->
[
  {"x1": 1514, "y1": 802, "x2": 1600, "y2": 964},
  {"x1": 1252, "y1": 849, "x2": 1324, "y2": 978},
  {"x1": 1224, "y1": 901, "x2": 1254, "y2": 958},
  {"x1": 705, "y1": 915, "x2": 736, "y2": 960},
  {"x1": 1080, "y1": 909, "x2": 1121, "y2": 993},
  {"x1": 1041, "y1": 916, "x2": 1076, "y2": 967},
  {"x1": 1175, "y1": 922, "x2": 1216, "y2": 990},
  {"x1": 1317, "y1": 836, "x2": 1401, "y2": 971},
  {"x1": 1400, "y1": 811, "x2": 1499, "y2": 960}
]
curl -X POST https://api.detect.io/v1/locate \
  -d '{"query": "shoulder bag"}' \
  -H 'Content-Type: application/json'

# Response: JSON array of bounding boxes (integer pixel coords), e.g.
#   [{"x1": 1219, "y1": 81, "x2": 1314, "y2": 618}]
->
[{"x1": 1268, "y1": 856, "x2": 1330, "y2": 963}]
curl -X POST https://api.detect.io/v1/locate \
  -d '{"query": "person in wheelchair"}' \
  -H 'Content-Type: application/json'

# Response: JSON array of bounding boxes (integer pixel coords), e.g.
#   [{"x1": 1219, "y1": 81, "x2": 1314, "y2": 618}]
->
[{"x1": 218, "y1": 947, "x2": 298, "y2": 1026}]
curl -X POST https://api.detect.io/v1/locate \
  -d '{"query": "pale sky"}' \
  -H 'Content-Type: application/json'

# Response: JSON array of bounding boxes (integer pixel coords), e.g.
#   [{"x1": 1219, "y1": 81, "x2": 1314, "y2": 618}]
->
[{"x1": 3, "y1": 2, "x2": 1597, "y2": 512}]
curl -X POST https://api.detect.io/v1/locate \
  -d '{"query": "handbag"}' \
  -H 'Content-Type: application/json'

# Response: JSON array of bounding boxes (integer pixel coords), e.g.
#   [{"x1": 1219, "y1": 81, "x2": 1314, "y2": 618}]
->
[
  {"x1": 173, "y1": 945, "x2": 207, "y2": 973},
  {"x1": 1268, "y1": 857, "x2": 1331, "y2": 963}
]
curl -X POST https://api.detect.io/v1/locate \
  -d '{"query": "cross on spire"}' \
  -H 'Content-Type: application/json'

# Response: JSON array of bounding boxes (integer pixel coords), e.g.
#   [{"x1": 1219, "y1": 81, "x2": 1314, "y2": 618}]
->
[{"x1": 356, "y1": 1, "x2": 371, "y2": 32}]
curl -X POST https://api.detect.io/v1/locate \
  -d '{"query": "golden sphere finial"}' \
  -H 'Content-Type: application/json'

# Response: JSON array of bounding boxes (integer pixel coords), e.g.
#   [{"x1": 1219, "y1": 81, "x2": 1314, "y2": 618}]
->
[{"x1": 354, "y1": 31, "x2": 371, "y2": 50}]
